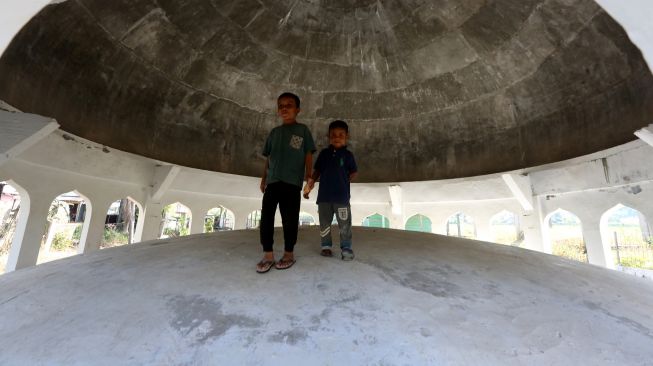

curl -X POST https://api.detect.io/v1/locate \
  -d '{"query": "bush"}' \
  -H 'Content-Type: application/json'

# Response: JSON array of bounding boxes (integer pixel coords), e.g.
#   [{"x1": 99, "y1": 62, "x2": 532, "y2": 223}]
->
[
  {"x1": 52, "y1": 232, "x2": 74, "y2": 251},
  {"x1": 102, "y1": 227, "x2": 128, "y2": 247},
  {"x1": 620, "y1": 256, "x2": 647, "y2": 269}
]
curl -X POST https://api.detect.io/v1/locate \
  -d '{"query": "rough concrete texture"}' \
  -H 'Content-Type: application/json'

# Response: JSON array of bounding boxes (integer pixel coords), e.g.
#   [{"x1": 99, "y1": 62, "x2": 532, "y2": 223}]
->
[
  {"x1": 1, "y1": 0, "x2": 652, "y2": 181},
  {"x1": 1, "y1": 227, "x2": 652, "y2": 365}
]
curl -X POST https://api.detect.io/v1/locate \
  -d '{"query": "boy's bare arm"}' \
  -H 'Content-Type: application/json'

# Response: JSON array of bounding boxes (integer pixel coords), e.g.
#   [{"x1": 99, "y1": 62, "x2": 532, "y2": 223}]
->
[
  {"x1": 304, "y1": 152, "x2": 313, "y2": 182},
  {"x1": 260, "y1": 158, "x2": 269, "y2": 193},
  {"x1": 349, "y1": 171, "x2": 358, "y2": 181}
]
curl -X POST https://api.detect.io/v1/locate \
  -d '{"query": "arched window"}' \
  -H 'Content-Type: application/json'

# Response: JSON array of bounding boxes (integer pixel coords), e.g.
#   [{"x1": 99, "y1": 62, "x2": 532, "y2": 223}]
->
[
  {"x1": 489, "y1": 210, "x2": 522, "y2": 246},
  {"x1": 102, "y1": 198, "x2": 142, "y2": 249},
  {"x1": 161, "y1": 202, "x2": 191, "y2": 238},
  {"x1": 546, "y1": 209, "x2": 587, "y2": 263},
  {"x1": 299, "y1": 212, "x2": 316, "y2": 226},
  {"x1": 363, "y1": 213, "x2": 390, "y2": 228},
  {"x1": 405, "y1": 214, "x2": 432, "y2": 233},
  {"x1": 247, "y1": 210, "x2": 262, "y2": 229},
  {"x1": 205, "y1": 206, "x2": 235, "y2": 233},
  {"x1": 446, "y1": 213, "x2": 476, "y2": 239},
  {"x1": 40, "y1": 191, "x2": 89, "y2": 264},
  {"x1": 601, "y1": 204, "x2": 652, "y2": 269},
  {"x1": 0, "y1": 182, "x2": 22, "y2": 274}
]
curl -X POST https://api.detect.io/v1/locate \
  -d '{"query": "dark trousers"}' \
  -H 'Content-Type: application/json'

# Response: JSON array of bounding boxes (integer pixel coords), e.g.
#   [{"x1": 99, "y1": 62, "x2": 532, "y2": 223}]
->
[{"x1": 260, "y1": 182, "x2": 301, "y2": 252}]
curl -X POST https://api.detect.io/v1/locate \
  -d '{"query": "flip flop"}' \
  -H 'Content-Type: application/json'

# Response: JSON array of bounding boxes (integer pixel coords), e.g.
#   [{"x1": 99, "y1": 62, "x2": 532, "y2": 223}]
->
[
  {"x1": 275, "y1": 258, "x2": 296, "y2": 270},
  {"x1": 256, "y1": 260, "x2": 275, "y2": 273}
]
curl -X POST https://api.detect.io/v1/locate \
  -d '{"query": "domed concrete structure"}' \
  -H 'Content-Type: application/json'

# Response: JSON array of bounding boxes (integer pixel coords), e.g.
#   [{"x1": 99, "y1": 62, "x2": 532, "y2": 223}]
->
[
  {"x1": 2, "y1": 2, "x2": 653, "y2": 364},
  {"x1": 1, "y1": 0, "x2": 652, "y2": 181},
  {"x1": 1, "y1": 228, "x2": 652, "y2": 365}
]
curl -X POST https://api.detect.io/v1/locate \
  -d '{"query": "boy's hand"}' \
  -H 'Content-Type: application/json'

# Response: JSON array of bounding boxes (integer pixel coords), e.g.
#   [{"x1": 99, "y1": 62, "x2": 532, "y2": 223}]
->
[
  {"x1": 302, "y1": 183, "x2": 311, "y2": 199},
  {"x1": 260, "y1": 178, "x2": 266, "y2": 193}
]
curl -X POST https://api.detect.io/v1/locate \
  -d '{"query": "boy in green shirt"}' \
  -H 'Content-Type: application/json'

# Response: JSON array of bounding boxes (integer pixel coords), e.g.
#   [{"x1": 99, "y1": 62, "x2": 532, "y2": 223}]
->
[{"x1": 256, "y1": 92, "x2": 316, "y2": 273}]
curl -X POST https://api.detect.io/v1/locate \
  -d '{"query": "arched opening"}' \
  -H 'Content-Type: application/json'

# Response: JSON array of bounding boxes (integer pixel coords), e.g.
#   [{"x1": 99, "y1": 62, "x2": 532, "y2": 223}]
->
[
  {"x1": 546, "y1": 209, "x2": 587, "y2": 263},
  {"x1": 204, "y1": 206, "x2": 235, "y2": 233},
  {"x1": 39, "y1": 190, "x2": 89, "y2": 264},
  {"x1": 489, "y1": 210, "x2": 522, "y2": 246},
  {"x1": 101, "y1": 198, "x2": 142, "y2": 249},
  {"x1": 246, "y1": 210, "x2": 262, "y2": 229},
  {"x1": 446, "y1": 213, "x2": 476, "y2": 239},
  {"x1": 161, "y1": 202, "x2": 191, "y2": 238},
  {"x1": 299, "y1": 212, "x2": 316, "y2": 226},
  {"x1": 405, "y1": 214, "x2": 432, "y2": 233},
  {"x1": 601, "y1": 204, "x2": 652, "y2": 270},
  {"x1": 362, "y1": 213, "x2": 390, "y2": 228},
  {"x1": 0, "y1": 182, "x2": 22, "y2": 274}
]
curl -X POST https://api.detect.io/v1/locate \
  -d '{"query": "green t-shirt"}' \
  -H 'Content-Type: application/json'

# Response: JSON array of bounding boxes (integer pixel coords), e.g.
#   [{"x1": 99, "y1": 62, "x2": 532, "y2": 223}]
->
[{"x1": 263, "y1": 122, "x2": 316, "y2": 187}]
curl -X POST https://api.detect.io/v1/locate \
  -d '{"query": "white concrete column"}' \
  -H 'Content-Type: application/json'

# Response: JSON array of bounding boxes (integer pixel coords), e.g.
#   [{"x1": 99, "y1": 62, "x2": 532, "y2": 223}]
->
[
  {"x1": 475, "y1": 218, "x2": 493, "y2": 242},
  {"x1": 582, "y1": 217, "x2": 615, "y2": 269},
  {"x1": 523, "y1": 197, "x2": 546, "y2": 253},
  {"x1": 233, "y1": 211, "x2": 249, "y2": 230},
  {"x1": 140, "y1": 201, "x2": 165, "y2": 241},
  {"x1": 190, "y1": 207, "x2": 209, "y2": 235},
  {"x1": 5, "y1": 194, "x2": 51, "y2": 271},
  {"x1": 78, "y1": 198, "x2": 114, "y2": 253},
  {"x1": 388, "y1": 185, "x2": 403, "y2": 230},
  {"x1": 132, "y1": 205, "x2": 146, "y2": 243}
]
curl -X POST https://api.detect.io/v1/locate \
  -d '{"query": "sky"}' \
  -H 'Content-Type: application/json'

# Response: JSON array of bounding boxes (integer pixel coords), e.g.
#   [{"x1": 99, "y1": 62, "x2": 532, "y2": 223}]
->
[{"x1": 0, "y1": 0, "x2": 51, "y2": 56}]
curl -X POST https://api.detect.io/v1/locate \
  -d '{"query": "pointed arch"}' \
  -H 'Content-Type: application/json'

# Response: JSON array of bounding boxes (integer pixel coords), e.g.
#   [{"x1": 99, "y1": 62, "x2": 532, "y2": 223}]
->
[
  {"x1": 601, "y1": 204, "x2": 652, "y2": 269},
  {"x1": 161, "y1": 202, "x2": 192, "y2": 238},
  {"x1": 205, "y1": 206, "x2": 236, "y2": 232},
  {"x1": 405, "y1": 214, "x2": 432, "y2": 233},
  {"x1": 544, "y1": 208, "x2": 587, "y2": 263},
  {"x1": 446, "y1": 212, "x2": 476, "y2": 239},
  {"x1": 489, "y1": 210, "x2": 521, "y2": 246},
  {"x1": 363, "y1": 213, "x2": 390, "y2": 228}
]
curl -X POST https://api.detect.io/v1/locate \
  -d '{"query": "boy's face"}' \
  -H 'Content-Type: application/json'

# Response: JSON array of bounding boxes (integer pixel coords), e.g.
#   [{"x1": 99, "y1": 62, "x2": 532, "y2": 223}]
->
[
  {"x1": 329, "y1": 127, "x2": 348, "y2": 149},
  {"x1": 277, "y1": 96, "x2": 300, "y2": 124}
]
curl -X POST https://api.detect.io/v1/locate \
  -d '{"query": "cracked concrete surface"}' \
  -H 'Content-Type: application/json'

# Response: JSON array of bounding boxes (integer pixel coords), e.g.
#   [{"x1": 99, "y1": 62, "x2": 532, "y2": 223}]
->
[{"x1": 1, "y1": 227, "x2": 652, "y2": 365}]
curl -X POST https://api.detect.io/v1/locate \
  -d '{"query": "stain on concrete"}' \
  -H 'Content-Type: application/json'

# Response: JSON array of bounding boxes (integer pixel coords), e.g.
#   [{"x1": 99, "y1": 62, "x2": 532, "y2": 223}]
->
[
  {"x1": 625, "y1": 185, "x2": 642, "y2": 194},
  {"x1": 0, "y1": 289, "x2": 30, "y2": 306},
  {"x1": 400, "y1": 271, "x2": 459, "y2": 298},
  {"x1": 267, "y1": 328, "x2": 308, "y2": 345},
  {"x1": 166, "y1": 294, "x2": 262, "y2": 344},
  {"x1": 583, "y1": 301, "x2": 653, "y2": 339}
]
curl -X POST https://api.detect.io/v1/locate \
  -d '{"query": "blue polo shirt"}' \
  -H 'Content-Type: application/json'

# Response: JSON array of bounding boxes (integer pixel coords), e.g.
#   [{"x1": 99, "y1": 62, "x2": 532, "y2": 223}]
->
[{"x1": 314, "y1": 145, "x2": 357, "y2": 204}]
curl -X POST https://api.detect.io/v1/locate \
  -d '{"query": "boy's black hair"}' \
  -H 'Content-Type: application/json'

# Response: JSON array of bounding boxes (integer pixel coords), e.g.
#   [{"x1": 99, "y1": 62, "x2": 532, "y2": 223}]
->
[
  {"x1": 278, "y1": 92, "x2": 300, "y2": 109},
  {"x1": 329, "y1": 120, "x2": 348, "y2": 133}
]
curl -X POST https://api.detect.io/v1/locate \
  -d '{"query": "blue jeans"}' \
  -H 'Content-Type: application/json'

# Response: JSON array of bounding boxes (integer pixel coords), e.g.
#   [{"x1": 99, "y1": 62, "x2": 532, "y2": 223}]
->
[{"x1": 318, "y1": 203, "x2": 352, "y2": 249}]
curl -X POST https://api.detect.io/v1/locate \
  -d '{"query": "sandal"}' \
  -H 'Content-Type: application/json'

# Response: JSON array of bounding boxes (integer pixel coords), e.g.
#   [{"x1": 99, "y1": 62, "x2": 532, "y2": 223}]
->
[
  {"x1": 320, "y1": 248, "x2": 333, "y2": 257},
  {"x1": 256, "y1": 260, "x2": 275, "y2": 273},
  {"x1": 341, "y1": 248, "x2": 355, "y2": 261},
  {"x1": 275, "y1": 257, "x2": 296, "y2": 270}
]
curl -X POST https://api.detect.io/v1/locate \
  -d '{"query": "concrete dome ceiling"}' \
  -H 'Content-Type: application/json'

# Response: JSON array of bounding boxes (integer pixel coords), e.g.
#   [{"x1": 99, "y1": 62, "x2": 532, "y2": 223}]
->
[{"x1": 1, "y1": 0, "x2": 652, "y2": 182}]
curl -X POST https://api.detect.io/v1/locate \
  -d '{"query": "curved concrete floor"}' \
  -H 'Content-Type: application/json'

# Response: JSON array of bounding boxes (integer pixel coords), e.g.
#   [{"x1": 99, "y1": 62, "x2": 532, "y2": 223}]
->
[{"x1": 1, "y1": 228, "x2": 652, "y2": 365}]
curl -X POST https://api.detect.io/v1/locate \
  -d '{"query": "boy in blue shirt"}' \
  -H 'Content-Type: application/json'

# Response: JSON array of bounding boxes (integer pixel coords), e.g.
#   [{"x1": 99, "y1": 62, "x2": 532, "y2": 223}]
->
[
  {"x1": 304, "y1": 120, "x2": 358, "y2": 260},
  {"x1": 256, "y1": 92, "x2": 316, "y2": 273}
]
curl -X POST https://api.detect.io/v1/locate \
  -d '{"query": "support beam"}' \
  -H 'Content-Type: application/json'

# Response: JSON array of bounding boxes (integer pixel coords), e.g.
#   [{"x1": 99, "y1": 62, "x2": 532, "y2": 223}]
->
[
  {"x1": 150, "y1": 165, "x2": 180, "y2": 202},
  {"x1": 502, "y1": 174, "x2": 534, "y2": 211},
  {"x1": 388, "y1": 185, "x2": 402, "y2": 215},
  {"x1": 634, "y1": 124, "x2": 653, "y2": 147},
  {"x1": 388, "y1": 185, "x2": 403, "y2": 229},
  {"x1": 0, "y1": 110, "x2": 59, "y2": 167},
  {"x1": 140, "y1": 202, "x2": 165, "y2": 241},
  {"x1": 583, "y1": 217, "x2": 615, "y2": 269}
]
